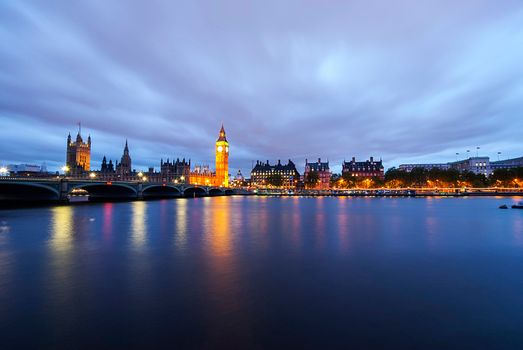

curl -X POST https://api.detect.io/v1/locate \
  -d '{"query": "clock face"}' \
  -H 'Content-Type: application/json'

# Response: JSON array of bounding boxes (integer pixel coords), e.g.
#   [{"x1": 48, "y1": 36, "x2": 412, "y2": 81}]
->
[{"x1": 217, "y1": 146, "x2": 223, "y2": 152}]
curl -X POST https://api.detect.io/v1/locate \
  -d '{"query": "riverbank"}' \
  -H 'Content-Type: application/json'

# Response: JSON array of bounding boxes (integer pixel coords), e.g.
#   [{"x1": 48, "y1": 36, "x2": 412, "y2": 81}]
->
[{"x1": 254, "y1": 188, "x2": 523, "y2": 197}]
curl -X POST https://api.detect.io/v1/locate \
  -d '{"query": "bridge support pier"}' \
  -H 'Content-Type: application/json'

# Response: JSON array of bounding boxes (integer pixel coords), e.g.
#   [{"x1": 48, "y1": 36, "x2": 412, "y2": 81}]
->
[{"x1": 59, "y1": 179, "x2": 69, "y2": 202}]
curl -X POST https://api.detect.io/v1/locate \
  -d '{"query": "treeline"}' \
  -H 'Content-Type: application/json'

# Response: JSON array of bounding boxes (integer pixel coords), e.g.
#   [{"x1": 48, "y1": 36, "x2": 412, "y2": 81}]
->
[{"x1": 330, "y1": 167, "x2": 523, "y2": 189}]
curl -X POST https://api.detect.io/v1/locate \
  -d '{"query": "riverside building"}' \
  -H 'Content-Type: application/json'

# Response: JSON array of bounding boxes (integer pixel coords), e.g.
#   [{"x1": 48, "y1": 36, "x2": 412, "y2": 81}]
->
[
  {"x1": 342, "y1": 157, "x2": 385, "y2": 180},
  {"x1": 251, "y1": 160, "x2": 300, "y2": 188},
  {"x1": 189, "y1": 125, "x2": 230, "y2": 187},
  {"x1": 304, "y1": 158, "x2": 331, "y2": 190},
  {"x1": 66, "y1": 127, "x2": 91, "y2": 175}
]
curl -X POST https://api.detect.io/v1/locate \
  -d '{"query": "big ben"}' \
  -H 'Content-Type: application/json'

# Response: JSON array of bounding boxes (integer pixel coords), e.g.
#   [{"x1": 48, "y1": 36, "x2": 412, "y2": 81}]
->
[{"x1": 215, "y1": 124, "x2": 229, "y2": 187}]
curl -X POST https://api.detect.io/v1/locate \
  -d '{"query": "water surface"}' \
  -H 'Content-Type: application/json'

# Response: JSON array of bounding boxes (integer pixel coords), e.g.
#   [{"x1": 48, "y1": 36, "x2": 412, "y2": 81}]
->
[{"x1": 1, "y1": 196, "x2": 523, "y2": 349}]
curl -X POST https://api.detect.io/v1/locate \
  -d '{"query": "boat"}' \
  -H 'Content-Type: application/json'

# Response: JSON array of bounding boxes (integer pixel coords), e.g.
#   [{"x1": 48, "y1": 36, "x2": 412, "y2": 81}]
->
[
  {"x1": 68, "y1": 188, "x2": 90, "y2": 203},
  {"x1": 499, "y1": 204, "x2": 508, "y2": 209},
  {"x1": 512, "y1": 202, "x2": 523, "y2": 209}
]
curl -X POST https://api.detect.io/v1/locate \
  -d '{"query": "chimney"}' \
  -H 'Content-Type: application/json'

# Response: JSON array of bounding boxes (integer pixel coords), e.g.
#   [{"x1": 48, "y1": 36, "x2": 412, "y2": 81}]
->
[
  {"x1": 318, "y1": 158, "x2": 321, "y2": 163},
  {"x1": 370, "y1": 156, "x2": 374, "y2": 162},
  {"x1": 352, "y1": 157, "x2": 356, "y2": 162}
]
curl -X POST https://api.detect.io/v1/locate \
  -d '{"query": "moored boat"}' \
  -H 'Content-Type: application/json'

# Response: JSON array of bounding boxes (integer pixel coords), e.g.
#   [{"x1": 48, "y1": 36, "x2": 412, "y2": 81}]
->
[{"x1": 512, "y1": 202, "x2": 523, "y2": 209}]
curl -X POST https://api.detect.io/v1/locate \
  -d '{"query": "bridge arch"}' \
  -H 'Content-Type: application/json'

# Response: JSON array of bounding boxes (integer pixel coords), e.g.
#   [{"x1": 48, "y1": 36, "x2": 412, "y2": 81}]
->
[
  {"x1": 183, "y1": 186, "x2": 207, "y2": 197},
  {"x1": 0, "y1": 182, "x2": 60, "y2": 202},
  {"x1": 208, "y1": 188, "x2": 224, "y2": 196},
  {"x1": 142, "y1": 185, "x2": 182, "y2": 198},
  {"x1": 71, "y1": 183, "x2": 137, "y2": 200},
  {"x1": 224, "y1": 189, "x2": 235, "y2": 195}
]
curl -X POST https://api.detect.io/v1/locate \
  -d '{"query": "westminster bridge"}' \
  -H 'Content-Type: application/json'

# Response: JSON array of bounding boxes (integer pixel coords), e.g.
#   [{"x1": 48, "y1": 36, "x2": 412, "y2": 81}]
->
[{"x1": 0, "y1": 177, "x2": 242, "y2": 203}]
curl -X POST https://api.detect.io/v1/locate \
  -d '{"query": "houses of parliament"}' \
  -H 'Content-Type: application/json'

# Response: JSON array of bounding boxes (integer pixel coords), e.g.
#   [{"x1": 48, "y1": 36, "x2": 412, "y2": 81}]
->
[{"x1": 65, "y1": 124, "x2": 230, "y2": 187}]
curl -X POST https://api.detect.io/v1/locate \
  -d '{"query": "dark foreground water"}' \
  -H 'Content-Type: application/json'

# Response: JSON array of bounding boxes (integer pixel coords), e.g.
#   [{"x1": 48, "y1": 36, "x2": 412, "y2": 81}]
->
[{"x1": 1, "y1": 196, "x2": 523, "y2": 349}]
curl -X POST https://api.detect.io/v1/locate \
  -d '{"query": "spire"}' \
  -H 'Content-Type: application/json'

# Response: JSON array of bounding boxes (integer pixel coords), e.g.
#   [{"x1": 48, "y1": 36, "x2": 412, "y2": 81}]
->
[
  {"x1": 217, "y1": 124, "x2": 227, "y2": 142},
  {"x1": 124, "y1": 139, "x2": 129, "y2": 154}
]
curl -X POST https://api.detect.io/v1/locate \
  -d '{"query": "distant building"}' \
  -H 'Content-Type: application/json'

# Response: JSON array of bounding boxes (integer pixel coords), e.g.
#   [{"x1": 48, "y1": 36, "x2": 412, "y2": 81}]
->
[
  {"x1": 66, "y1": 128, "x2": 91, "y2": 174},
  {"x1": 491, "y1": 156, "x2": 523, "y2": 171},
  {"x1": 304, "y1": 158, "x2": 331, "y2": 189},
  {"x1": 449, "y1": 157, "x2": 491, "y2": 176},
  {"x1": 116, "y1": 140, "x2": 132, "y2": 178},
  {"x1": 160, "y1": 158, "x2": 190, "y2": 183},
  {"x1": 398, "y1": 163, "x2": 450, "y2": 172},
  {"x1": 399, "y1": 155, "x2": 523, "y2": 176},
  {"x1": 190, "y1": 164, "x2": 214, "y2": 186},
  {"x1": 189, "y1": 125, "x2": 230, "y2": 187},
  {"x1": 251, "y1": 159, "x2": 300, "y2": 188},
  {"x1": 100, "y1": 156, "x2": 115, "y2": 174},
  {"x1": 342, "y1": 157, "x2": 384, "y2": 180},
  {"x1": 235, "y1": 169, "x2": 245, "y2": 182},
  {"x1": 7, "y1": 163, "x2": 49, "y2": 177}
]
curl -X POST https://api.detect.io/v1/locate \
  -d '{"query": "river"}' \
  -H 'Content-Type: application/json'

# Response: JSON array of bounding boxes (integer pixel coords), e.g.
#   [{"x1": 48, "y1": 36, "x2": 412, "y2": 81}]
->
[{"x1": 1, "y1": 196, "x2": 522, "y2": 349}]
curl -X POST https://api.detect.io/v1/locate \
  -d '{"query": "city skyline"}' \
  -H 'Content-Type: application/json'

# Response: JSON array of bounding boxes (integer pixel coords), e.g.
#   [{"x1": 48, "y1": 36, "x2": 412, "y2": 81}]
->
[
  {"x1": 1, "y1": 1, "x2": 523, "y2": 173},
  {"x1": 1, "y1": 123, "x2": 520, "y2": 175}
]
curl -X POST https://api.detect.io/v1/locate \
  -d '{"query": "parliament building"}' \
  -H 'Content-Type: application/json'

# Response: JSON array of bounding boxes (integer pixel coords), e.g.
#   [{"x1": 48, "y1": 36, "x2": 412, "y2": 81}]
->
[{"x1": 189, "y1": 125, "x2": 230, "y2": 187}]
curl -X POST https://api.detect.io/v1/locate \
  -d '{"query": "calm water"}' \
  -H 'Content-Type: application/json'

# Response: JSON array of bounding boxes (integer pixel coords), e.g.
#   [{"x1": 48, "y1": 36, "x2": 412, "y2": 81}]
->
[{"x1": 1, "y1": 196, "x2": 523, "y2": 349}]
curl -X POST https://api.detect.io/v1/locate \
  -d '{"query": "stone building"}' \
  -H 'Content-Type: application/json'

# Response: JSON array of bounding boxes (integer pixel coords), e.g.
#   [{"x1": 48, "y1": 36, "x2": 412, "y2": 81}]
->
[
  {"x1": 250, "y1": 159, "x2": 300, "y2": 188},
  {"x1": 189, "y1": 125, "x2": 230, "y2": 187},
  {"x1": 304, "y1": 158, "x2": 331, "y2": 190},
  {"x1": 342, "y1": 157, "x2": 385, "y2": 180},
  {"x1": 66, "y1": 128, "x2": 91, "y2": 175}
]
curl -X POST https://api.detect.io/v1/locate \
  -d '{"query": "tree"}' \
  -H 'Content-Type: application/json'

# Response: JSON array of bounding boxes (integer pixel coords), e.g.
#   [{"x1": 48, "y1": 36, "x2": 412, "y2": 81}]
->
[
  {"x1": 341, "y1": 171, "x2": 357, "y2": 188},
  {"x1": 410, "y1": 168, "x2": 427, "y2": 187},
  {"x1": 330, "y1": 173, "x2": 341, "y2": 188},
  {"x1": 305, "y1": 171, "x2": 320, "y2": 189}
]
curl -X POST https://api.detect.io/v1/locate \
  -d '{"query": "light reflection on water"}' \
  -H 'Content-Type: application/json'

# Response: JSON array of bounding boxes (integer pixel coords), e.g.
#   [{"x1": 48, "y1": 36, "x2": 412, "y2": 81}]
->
[
  {"x1": 0, "y1": 196, "x2": 522, "y2": 348},
  {"x1": 131, "y1": 201, "x2": 146, "y2": 248}
]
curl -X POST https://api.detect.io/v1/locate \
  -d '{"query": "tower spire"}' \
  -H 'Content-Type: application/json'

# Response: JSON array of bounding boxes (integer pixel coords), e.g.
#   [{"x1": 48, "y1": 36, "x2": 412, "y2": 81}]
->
[{"x1": 217, "y1": 124, "x2": 227, "y2": 142}]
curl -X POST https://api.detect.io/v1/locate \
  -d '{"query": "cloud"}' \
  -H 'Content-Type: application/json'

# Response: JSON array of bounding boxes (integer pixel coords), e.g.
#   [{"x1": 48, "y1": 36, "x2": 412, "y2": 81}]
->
[{"x1": 1, "y1": 0, "x2": 522, "y2": 174}]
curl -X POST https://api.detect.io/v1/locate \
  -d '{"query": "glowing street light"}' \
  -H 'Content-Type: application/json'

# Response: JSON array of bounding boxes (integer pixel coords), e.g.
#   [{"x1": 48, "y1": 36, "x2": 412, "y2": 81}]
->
[
  {"x1": 89, "y1": 172, "x2": 96, "y2": 179},
  {"x1": 137, "y1": 172, "x2": 144, "y2": 177},
  {"x1": 180, "y1": 175, "x2": 185, "y2": 181},
  {"x1": 0, "y1": 167, "x2": 7, "y2": 175},
  {"x1": 142, "y1": 176, "x2": 147, "y2": 182},
  {"x1": 61, "y1": 165, "x2": 70, "y2": 173}
]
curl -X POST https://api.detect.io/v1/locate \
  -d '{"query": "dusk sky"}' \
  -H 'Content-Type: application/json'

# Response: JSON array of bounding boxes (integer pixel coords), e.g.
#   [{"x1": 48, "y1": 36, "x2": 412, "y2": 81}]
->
[{"x1": 1, "y1": 0, "x2": 522, "y2": 174}]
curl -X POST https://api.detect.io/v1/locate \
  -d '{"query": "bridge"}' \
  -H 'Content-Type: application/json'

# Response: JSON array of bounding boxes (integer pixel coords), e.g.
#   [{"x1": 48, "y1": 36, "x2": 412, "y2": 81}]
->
[{"x1": 0, "y1": 178, "x2": 240, "y2": 203}]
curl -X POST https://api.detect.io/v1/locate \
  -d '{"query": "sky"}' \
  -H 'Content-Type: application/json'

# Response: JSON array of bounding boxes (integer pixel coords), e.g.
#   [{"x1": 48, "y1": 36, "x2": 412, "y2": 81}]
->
[{"x1": 1, "y1": 0, "x2": 522, "y2": 174}]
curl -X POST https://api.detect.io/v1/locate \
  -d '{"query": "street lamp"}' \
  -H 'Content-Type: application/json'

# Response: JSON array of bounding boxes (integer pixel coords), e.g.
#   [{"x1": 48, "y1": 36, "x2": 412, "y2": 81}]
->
[
  {"x1": 137, "y1": 172, "x2": 143, "y2": 178},
  {"x1": 89, "y1": 172, "x2": 96, "y2": 179},
  {"x1": 61, "y1": 165, "x2": 70, "y2": 176},
  {"x1": 0, "y1": 167, "x2": 7, "y2": 176}
]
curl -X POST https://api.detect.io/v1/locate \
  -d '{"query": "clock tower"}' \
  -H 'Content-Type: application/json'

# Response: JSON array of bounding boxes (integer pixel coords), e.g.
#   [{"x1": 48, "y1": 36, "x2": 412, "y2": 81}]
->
[{"x1": 215, "y1": 124, "x2": 229, "y2": 187}]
